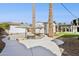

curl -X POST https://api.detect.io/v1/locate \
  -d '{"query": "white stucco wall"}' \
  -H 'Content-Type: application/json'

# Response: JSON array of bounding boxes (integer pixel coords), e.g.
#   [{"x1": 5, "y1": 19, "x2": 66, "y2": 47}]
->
[
  {"x1": 9, "y1": 22, "x2": 56, "y2": 35},
  {"x1": 35, "y1": 22, "x2": 56, "y2": 34},
  {"x1": 47, "y1": 23, "x2": 56, "y2": 33},
  {"x1": 72, "y1": 26, "x2": 77, "y2": 33},
  {"x1": 53, "y1": 23, "x2": 56, "y2": 33},
  {"x1": 35, "y1": 23, "x2": 44, "y2": 34},
  {"x1": 9, "y1": 25, "x2": 26, "y2": 34}
]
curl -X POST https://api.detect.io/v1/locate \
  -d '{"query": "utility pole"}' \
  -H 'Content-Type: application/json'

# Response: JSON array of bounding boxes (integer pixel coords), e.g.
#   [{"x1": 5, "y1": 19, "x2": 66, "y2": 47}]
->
[
  {"x1": 32, "y1": 3, "x2": 35, "y2": 34},
  {"x1": 48, "y1": 3, "x2": 54, "y2": 38}
]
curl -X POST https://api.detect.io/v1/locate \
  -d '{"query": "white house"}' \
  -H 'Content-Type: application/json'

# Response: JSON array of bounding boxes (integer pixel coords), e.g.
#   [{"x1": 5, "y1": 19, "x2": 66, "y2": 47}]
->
[
  {"x1": 36, "y1": 22, "x2": 56, "y2": 35},
  {"x1": 8, "y1": 22, "x2": 56, "y2": 39},
  {"x1": 8, "y1": 23, "x2": 30, "y2": 39},
  {"x1": 35, "y1": 22, "x2": 44, "y2": 34},
  {"x1": 9, "y1": 25, "x2": 26, "y2": 34}
]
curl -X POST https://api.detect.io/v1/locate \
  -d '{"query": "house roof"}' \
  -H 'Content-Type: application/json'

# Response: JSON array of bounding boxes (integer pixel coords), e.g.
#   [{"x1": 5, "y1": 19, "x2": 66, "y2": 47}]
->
[
  {"x1": 16, "y1": 24, "x2": 30, "y2": 28},
  {"x1": 37, "y1": 21, "x2": 56, "y2": 24}
]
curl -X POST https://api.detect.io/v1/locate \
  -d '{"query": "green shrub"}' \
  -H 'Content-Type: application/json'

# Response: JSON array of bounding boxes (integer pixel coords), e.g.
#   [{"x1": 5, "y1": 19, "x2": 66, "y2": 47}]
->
[{"x1": 0, "y1": 23, "x2": 10, "y2": 30}]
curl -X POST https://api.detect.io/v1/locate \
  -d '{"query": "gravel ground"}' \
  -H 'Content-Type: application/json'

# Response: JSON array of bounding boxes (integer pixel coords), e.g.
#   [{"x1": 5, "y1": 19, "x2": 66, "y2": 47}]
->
[{"x1": 59, "y1": 37, "x2": 79, "y2": 56}]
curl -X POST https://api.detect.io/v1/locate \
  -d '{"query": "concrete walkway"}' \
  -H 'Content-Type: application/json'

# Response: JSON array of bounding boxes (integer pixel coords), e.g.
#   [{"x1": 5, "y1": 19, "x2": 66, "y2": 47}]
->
[
  {"x1": 0, "y1": 37, "x2": 32, "y2": 56},
  {"x1": 0, "y1": 37, "x2": 58, "y2": 56},
  {"x1": 19, "y1": 35, "x2": 64, "y2": 56}
]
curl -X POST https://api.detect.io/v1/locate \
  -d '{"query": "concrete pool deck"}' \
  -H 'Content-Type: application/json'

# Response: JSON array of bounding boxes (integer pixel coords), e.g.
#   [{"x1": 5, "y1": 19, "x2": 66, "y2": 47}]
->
[
  {"x1": 19, "y1": 35, "x2": 64, "y2": 56},
  {"x1": 0, "y1": 36, "x2": 64, "y2": 56}
]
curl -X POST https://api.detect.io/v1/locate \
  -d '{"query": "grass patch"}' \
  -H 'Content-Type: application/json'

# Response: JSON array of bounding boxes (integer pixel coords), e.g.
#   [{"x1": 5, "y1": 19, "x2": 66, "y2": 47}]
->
[{"x1": 56, "y1": 32, "x2": 79, "y2": 38}]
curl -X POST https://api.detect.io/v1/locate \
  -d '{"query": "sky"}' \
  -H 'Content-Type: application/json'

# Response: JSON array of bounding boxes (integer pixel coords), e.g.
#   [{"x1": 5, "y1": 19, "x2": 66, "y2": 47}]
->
[{"x1": 0, "y1": 3, "x2": 78, "y2": 24}]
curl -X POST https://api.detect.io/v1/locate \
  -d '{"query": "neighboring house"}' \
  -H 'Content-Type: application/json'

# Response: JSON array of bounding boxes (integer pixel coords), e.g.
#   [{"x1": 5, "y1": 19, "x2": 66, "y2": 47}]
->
[
  {"x1": 9, "y1": 23, "x2": 25, "y2": 34},
  {"x1": 8, "y1": 21, "x2": 56, "y2": 39},
  {"x1": 8, "y1": 22, "x2": 30, "y2": 39},
  {"x1": 35, "y1": 22, "x2": 44, "y2": 34},
  {"x1": 56, "y1": 18, "x2": 79, "y2": 33},
  {"x1": 36, "y1": 21, "x2": 56, "y2": 35},
  {"x1": 56, "y1": 24, "x2": 71, "y2": 32},
  {"x1": 9, "y1": 25, "x2": 26, "y2": 34},
  {"x1": 72, "y1": 18, "x2": 79, "y2": 33}
]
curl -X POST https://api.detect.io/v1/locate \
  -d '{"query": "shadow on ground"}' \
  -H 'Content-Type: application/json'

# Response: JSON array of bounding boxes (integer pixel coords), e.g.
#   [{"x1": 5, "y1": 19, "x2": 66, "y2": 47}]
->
[{"x1": 0, "y1": 28, "x2": 8, "y2": 53}]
